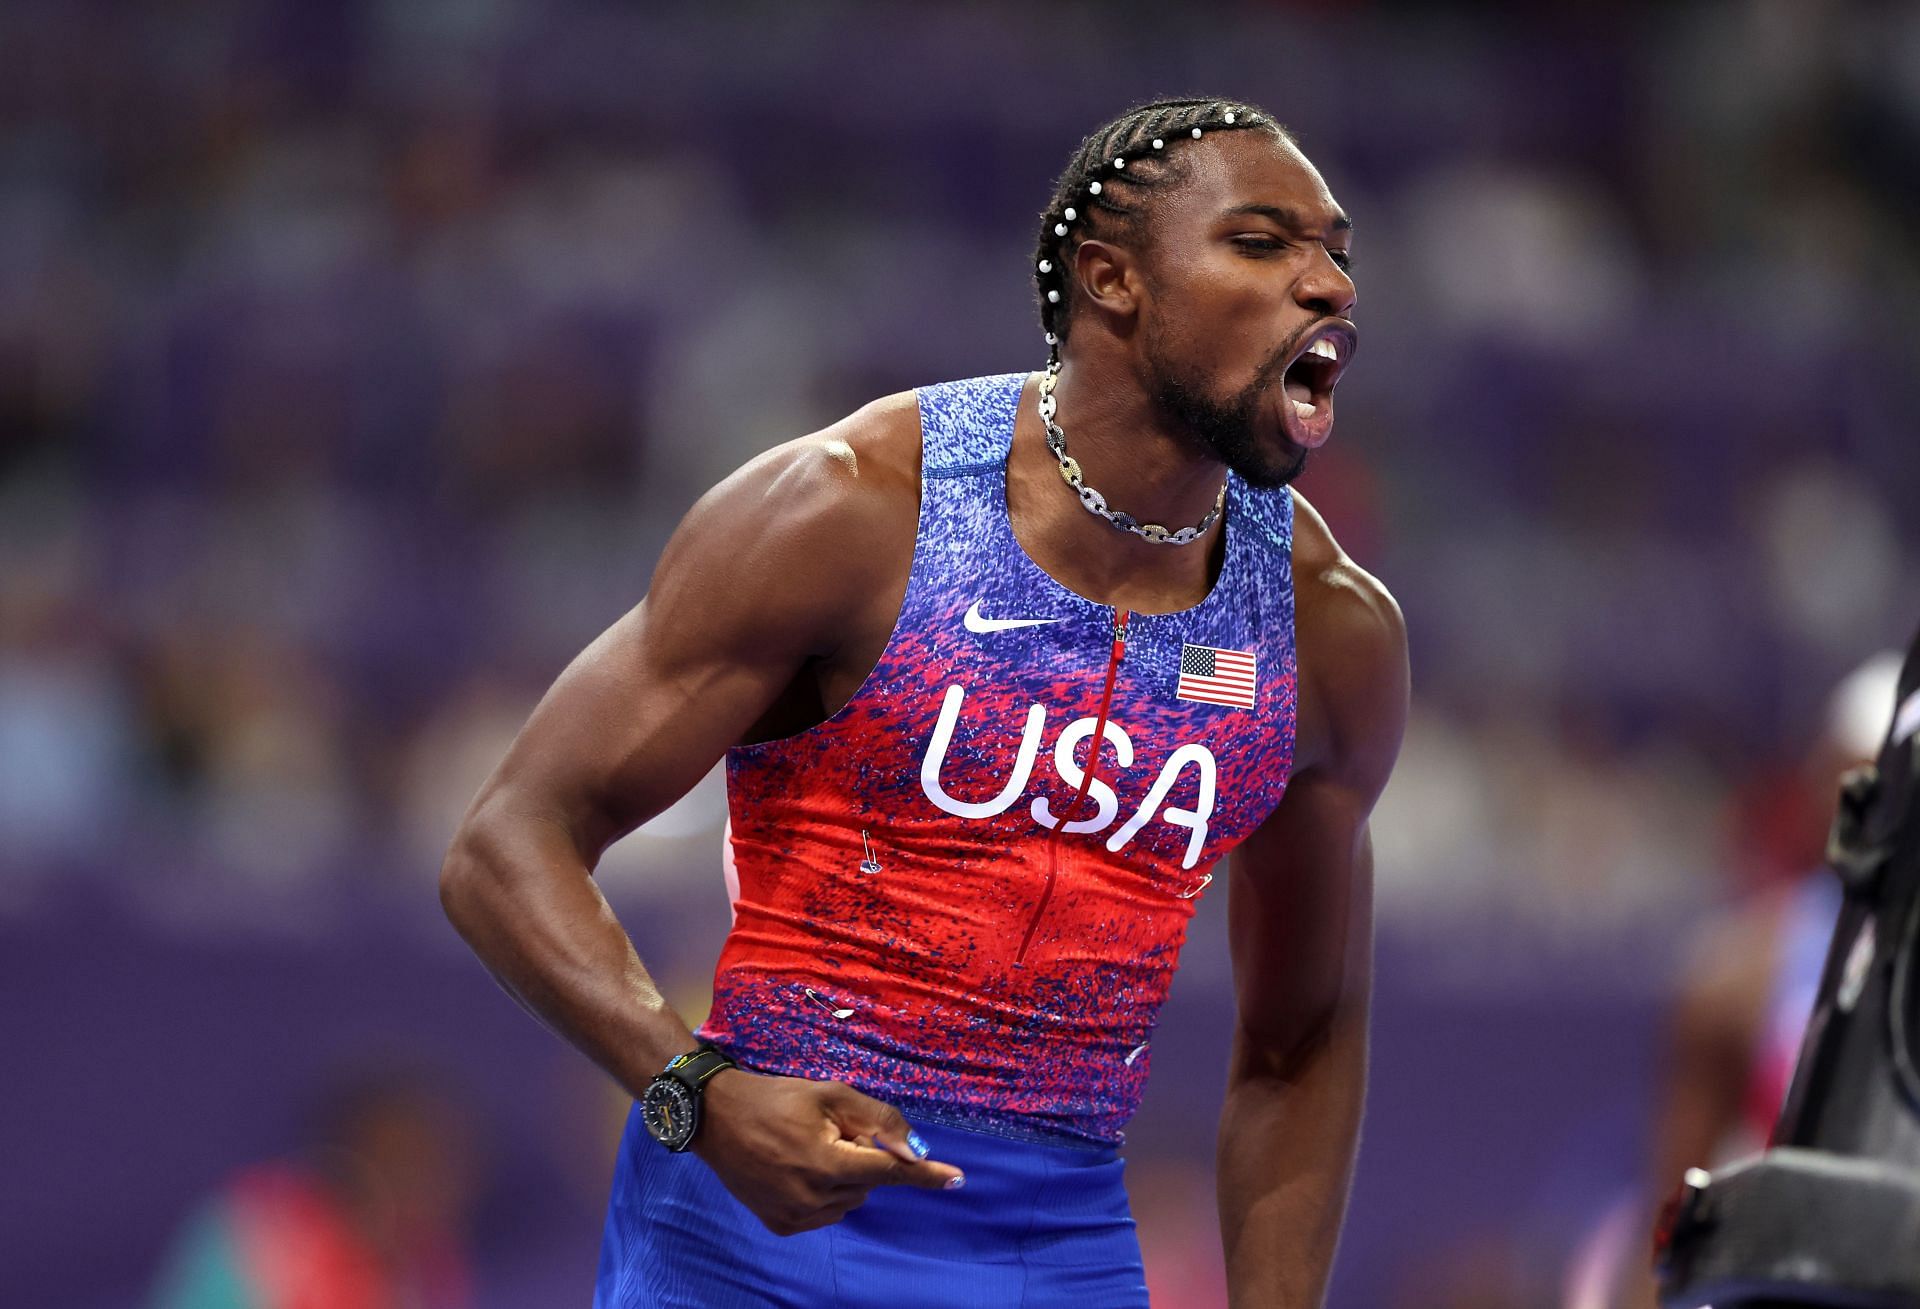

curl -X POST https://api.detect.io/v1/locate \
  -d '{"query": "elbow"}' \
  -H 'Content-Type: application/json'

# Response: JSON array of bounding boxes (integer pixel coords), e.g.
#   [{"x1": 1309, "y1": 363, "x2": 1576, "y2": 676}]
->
[
  {"x1": 439, "y1": 812, "x2": 507, "y2": 938},
  {"x1": 1234, "y1": 1015, "x2": 1334, "y2": 1084},
  {"x1": 437, "y1": 791, "x2": 588, "y2": 935},
  {"x1": 1232, "y1": 996, "x2": 1366, "y2": 1084},
  {"x1": 438, "y1": 828, "x2": 481, "y2": 934}
]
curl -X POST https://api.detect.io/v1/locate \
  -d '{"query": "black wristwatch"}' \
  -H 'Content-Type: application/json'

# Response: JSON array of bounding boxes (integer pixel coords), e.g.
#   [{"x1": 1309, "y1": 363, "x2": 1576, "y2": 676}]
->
[{"x1": 641, "y1": 1045, "x2": 738, "y2": 1152}]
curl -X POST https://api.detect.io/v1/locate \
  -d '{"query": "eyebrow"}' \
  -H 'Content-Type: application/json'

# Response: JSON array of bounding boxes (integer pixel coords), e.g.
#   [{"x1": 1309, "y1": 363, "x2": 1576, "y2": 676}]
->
[{"x1": 1222, "y1": 202, "x2": 1354, "y2": 234}]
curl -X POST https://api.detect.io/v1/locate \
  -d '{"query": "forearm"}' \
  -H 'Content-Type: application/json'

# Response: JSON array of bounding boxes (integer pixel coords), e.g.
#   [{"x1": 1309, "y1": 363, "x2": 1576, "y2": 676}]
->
[
  {"x1": 440, "y1": 801, "x2": 697, "y2": 1098},
  {"x1": 1215, "y1": 1009, "x2": 1368, "y2": 1309}
]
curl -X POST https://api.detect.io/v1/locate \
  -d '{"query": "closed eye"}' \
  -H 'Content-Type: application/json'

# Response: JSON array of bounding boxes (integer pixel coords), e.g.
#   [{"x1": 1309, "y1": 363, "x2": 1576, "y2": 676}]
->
[{"x1": 1233, "y1": 235, "x2": 1355, "y2": 272}]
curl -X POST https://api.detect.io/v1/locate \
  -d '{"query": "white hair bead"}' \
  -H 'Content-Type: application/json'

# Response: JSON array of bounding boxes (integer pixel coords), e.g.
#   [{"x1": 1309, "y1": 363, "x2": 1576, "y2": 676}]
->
[
  {"x1": 1047, "y1": 290, "x2": 1061, "y2": 303},
  {"x1": 1113, "y1": 157, "x2": 1126, "y2": 169},
  {"x1": 1063, "y1": 207, "x2": 1076, "y2": 221},
  {"x1": 1152, "y1": 138, "x2": 1163, "y2": 149},
  {"x1": 1038, "y1": 259, "x2": 1051, "y2": 273},
  {"x1": 1088, "y1": 180, "x2": 1101, "y2": 195},
  {"x1": 1191, "y1": 127, "x2": 1203, "y2": 138},
  {"x1": 1045, "y1": 332, "x2": 1057, "y2": 345},
  {"x1": 1224, "y1": 110, "x2": 1236, "y2": 124},
  {"x1": 1054, "y1": 222, "x2": 1068, "y2": 236}
]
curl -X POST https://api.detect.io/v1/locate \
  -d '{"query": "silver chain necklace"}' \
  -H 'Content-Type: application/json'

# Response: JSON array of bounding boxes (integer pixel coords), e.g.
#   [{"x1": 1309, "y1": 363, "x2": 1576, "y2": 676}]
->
[{"x1": 1037, "y1": 360, "x2": 1226, "y2": 546}]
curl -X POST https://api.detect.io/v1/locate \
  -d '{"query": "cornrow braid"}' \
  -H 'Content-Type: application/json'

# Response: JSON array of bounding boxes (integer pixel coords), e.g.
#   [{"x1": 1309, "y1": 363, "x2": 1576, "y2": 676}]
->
[{"x1": 1033, "y1": 97, "x2": 1293, "y2": 361}]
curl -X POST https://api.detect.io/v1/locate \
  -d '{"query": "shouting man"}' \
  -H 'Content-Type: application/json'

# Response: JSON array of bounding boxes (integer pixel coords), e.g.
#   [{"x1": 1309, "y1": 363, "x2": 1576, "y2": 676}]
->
[{"x1": 441, "y1": 96, "x2": 1408, "y2": 1308}]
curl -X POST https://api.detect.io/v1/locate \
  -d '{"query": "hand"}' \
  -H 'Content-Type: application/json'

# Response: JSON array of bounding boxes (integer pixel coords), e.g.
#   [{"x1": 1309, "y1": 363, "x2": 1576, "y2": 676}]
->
[{"x1": 691, "y1": 1069, "x2": 966, "y2": 1235}]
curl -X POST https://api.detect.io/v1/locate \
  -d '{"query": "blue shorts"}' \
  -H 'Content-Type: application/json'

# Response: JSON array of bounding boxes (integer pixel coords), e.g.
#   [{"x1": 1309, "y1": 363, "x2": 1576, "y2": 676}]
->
[{"x1": 594, "y1": 1106, "x2": 1149, "y2": 1307}]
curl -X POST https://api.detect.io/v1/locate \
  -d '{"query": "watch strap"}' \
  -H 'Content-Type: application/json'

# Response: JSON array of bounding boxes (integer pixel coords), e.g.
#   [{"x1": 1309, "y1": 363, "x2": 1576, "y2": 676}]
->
[{"x1": 661, "y1": 1045, "x2": 736, "y2": 1091}]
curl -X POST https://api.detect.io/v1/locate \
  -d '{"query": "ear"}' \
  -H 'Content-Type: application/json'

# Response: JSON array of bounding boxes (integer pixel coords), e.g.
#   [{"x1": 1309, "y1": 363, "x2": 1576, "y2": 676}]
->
[{"x1": 1072, "y1": 238, "x2": 1142, "y2": 326}]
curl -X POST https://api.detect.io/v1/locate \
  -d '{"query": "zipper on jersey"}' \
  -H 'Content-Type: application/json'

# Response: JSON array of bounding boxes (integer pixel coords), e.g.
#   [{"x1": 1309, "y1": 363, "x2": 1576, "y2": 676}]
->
[{"x1": 1014, "y1": 606, "x2": 1129, "y2": 967}]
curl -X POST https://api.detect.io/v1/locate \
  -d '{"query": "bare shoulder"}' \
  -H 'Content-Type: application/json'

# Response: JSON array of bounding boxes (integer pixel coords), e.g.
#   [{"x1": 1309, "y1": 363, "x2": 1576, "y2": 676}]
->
[
  {"x1": 648, "y1": 390, "x2": 924, "y2": 658},
  {"x1": 693, "y1": 389, "x2": 921, "y2": 546},
  {"x1": 774, "y1": 389, "x2": 923, "y2": 505},
  {"x1": 1289, "y1": 489, "x2": 1404, "y2": 643},
  {"x1": 1287, "y1": 488, "x2": 1410, "y2": 791}
]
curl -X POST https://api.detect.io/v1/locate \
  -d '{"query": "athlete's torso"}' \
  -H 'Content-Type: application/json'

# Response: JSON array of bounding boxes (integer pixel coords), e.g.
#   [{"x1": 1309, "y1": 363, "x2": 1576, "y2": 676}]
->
[{"x1": 698, "y1": 372, "x2": 1301, "y2": 1145}]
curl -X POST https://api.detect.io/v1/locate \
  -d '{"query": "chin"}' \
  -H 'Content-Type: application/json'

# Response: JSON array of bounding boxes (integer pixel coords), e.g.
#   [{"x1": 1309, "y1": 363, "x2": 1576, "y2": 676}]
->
[{"x1": 1235, "y1": 440, "x2": 1309, "y2": 490}]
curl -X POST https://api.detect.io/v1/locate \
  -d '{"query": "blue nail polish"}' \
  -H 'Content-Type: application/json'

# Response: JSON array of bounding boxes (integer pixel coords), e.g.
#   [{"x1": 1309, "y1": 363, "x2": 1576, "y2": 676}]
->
[{"x1": 907, "y1": 1129, "x2": 930, "y2": 1159}]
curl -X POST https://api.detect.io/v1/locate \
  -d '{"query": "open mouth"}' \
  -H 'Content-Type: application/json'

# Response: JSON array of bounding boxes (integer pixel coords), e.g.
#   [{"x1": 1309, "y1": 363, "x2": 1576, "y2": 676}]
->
[{"x1": 1277, "y1": 323, "x2": 1357, "y2": 446}]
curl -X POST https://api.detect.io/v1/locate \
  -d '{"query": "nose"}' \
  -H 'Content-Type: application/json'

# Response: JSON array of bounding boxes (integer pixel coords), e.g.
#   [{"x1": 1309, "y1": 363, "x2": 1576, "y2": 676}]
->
[{"x1": 1295, "y1": 246, "x2": 1356, "y2": 318}]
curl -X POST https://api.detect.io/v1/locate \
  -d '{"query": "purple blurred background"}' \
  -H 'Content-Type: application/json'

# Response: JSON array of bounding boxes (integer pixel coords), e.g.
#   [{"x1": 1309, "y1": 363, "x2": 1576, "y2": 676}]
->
[{"x1": 5, "y1": 2, "x2": 1919, "y2": 1305}]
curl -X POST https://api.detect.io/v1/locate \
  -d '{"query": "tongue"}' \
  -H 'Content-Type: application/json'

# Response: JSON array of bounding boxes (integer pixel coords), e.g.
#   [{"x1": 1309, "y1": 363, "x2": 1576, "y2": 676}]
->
[{"x1": 1285, "y1": 377, "x2": 1313, "y2": 406}]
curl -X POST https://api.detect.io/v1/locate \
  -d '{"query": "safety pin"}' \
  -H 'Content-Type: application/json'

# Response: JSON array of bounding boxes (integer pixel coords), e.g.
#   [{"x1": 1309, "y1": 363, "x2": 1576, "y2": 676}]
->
[
  {"x1": 858, "y1": 829, "x2": 882, "y2": 876},
  {"x1": 804, "y1": 987, "x2": 854, "y2": 1020},
  {"x1": 1177, "y1": 872, "x2": 1214, "y2": 900}
]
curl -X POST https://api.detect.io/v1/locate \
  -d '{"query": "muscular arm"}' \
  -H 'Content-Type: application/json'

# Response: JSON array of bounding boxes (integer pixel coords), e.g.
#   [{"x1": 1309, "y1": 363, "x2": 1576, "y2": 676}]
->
[
  {"x1": 1216, "y1": 497, "x2": 1409, "y2": 1308},
  {"x1": 440, "y1": 431, "x2": 880, "y2": 1087},
  {"x1": 440, "y1": 399, "x2": 963, "y2": 1226}
]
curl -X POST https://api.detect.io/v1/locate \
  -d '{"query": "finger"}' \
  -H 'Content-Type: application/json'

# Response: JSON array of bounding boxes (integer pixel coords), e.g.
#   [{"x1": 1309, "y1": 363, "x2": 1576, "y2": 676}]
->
[
  {"x1": 818, "y1": 1083, "x2": 933, "y2": 1166},
  {"x1": 871, "y1": 1157, "x2": 967, "y2": 1192},
  {"x1": 845, "y1": 1127, "x2": 932, "y2": 1168},
  {"x1": 820, "y1": 1136, "x2": 965, "y2": 1191}
]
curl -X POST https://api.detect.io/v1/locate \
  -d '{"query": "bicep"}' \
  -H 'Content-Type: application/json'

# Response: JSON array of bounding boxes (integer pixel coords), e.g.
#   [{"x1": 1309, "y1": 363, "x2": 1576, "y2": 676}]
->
[
  {"x1": 489, "y1": 593, "x2": 800, "y2": 863},
  {"x1": 1226, "y1": 551, "x2": 1407, "y2": 1051},
  {"x1": 470, "y1": 440, "x2": 889, "y2": 863}
]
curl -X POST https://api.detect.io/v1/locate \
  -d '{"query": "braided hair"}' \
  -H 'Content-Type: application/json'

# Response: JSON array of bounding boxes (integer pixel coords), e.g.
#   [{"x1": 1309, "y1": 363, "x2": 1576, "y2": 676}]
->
[{"x1": 1034, "y1": 98, "x2": 1292, "y2": 362}]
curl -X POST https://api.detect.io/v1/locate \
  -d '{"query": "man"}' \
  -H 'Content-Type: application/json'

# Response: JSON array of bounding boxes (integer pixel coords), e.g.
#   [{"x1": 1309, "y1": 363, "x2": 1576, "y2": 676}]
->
[
  {"x1": 1566, "y1": 652, "x2": 1901, "y2": 1309},
  {"x1": 440, "y1": 97, "x2": 1407, "y2": 1308}
]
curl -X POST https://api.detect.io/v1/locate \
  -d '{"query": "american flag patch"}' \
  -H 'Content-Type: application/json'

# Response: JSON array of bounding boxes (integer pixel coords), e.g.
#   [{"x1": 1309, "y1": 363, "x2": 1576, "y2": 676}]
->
[{"x1": 1176, "y1": 644, "x2": 1257, "y2": 709}]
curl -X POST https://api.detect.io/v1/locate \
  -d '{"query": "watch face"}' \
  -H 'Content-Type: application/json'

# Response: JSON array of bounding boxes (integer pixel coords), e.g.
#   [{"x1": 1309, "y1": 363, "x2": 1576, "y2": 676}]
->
[{"x1": 642, "y1": 1077, "x2": 697, "y2": 1151}]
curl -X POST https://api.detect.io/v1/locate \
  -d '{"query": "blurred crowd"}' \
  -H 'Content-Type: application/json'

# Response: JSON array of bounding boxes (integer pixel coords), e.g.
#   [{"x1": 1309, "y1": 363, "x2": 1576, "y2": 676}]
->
[
  {"x1": 4, "y1": 1, "x2": 1919, "y2": 1305},
  {"x1": 6, "y1": 0, "x2": 1917, "y2": 940}
]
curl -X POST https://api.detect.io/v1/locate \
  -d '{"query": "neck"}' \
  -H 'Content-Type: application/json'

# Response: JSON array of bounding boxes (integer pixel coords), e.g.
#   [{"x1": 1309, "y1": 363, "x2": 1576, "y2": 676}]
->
[
  {"x1": 1046, "y1": 354, "x2": 1228, "y2": 533},
  {"x1": 1005, "y1": 351, "x2": 1231, "y2": 612}
]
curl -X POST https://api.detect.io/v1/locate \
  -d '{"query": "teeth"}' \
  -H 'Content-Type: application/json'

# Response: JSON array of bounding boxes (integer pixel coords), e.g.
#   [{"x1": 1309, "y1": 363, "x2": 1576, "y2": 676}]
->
[
  {"x1": 1293, "y1": 399, "x2": 1316, "y2": 419},
  {"x1": 1307, "y1": 337, "x2": 1339, "y2": 361}
]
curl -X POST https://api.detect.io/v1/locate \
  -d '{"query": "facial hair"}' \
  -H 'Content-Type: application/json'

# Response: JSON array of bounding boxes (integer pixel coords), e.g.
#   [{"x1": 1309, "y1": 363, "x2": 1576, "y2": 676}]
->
[{"x1": 1147, "y1": 342, "x2": 1308, "y2": 490}]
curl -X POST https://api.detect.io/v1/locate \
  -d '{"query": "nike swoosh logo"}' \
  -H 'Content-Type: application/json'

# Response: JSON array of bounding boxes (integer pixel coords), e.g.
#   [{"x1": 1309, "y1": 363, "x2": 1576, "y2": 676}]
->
[{"x1": 963, "y1": 600, "x2": 1064, "y2": 634}]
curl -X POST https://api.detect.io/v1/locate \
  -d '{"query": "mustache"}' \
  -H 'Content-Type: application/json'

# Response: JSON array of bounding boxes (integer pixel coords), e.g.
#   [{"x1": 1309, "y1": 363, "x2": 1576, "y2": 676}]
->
[
  {"x1": 1254, "y1": 322, "x2": 1335, "y2": 390},
  {"x1": 1251, "y1": 341, "x2": 1298, "y2": 390},
  {"x1": 1238, "y1": 338, "x2": 1315, "y2": 411}
]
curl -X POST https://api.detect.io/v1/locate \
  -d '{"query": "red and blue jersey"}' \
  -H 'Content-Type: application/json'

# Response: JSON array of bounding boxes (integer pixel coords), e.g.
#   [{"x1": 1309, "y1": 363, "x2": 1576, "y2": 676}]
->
[{"x1": 697, "y1": 372, "x2": 1300, "y2": 1145}]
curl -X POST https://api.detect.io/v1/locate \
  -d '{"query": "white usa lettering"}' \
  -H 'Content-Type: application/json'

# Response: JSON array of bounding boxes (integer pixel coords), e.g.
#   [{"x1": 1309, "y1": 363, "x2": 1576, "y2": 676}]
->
[
  {"x1": 919, "y1": 683, "x2": 1217, "y2": 866},
  {"x1": 919, "y1": 685, "x2": 1046, "y2": 818},
  {"x1": 1105, "y1": 742, "x2": 1216, "y2": 869},
  {"x1": 1033, "y1": 716, "x2": 1133, "y2": 834}
]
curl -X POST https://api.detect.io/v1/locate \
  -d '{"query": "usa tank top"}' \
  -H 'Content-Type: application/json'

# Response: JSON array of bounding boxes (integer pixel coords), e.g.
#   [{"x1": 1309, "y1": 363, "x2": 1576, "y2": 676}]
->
[{"x1": 696, "y1": 372, "x2": 1300, "y2": 1145}]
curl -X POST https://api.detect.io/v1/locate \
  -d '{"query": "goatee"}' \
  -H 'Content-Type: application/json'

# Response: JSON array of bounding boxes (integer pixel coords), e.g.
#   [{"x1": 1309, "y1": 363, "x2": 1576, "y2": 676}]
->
[{"x1": 1148, "y1": 351, "x2": 1309, "y2": 490}]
